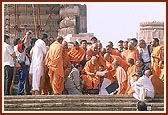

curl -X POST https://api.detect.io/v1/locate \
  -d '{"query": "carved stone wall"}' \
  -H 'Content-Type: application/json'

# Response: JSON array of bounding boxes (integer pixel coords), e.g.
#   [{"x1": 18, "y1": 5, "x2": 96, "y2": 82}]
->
[
  {"x1": 138, "y1": 21, "x2": 164, "y2": 45},
  {"x1": 4, "y1": 4, "x2": 87, "y2": 41}
]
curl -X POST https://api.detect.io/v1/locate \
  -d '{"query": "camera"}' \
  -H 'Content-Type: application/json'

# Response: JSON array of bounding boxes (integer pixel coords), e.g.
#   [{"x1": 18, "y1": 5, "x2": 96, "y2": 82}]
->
[
  {"x1": 146, "y1": 104, "x2": 152, "y2": 111},
  {"x1": 137, "y1": 101, "x2": 152, "y2": 111}
]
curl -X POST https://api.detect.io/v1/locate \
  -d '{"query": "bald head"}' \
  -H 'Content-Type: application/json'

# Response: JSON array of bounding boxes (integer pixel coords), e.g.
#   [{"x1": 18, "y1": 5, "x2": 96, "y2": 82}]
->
[
  {"x1": 104, "y1": 53, "x2": 111, "y2": 61},
  {"x1": 92, "y1": 43, "x2": 98, "y2": 52},
  {"x1": 112, "y1": 59, "x2": 119, "y2": 70},
  {"x1": 91, "y1": 56, "x2": 98, "y2": 65}
]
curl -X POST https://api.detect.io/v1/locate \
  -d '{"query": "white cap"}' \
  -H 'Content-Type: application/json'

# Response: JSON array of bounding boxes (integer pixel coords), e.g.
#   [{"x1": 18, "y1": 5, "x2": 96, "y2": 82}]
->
[{"x1": 28, "y1": 30, "x2": 32, "y2": 34}]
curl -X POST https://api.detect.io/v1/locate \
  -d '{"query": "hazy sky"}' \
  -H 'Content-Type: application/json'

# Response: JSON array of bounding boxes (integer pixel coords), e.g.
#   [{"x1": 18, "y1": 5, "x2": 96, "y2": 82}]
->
[{"x1": 86, "y1": 2, "x2": 165, "y2": 48}]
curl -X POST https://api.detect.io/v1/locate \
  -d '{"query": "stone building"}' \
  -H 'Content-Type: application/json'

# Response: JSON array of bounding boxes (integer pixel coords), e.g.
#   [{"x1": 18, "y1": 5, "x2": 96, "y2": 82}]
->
[
  {"x1": 4, "y1": 4, "x2": 88, "y2": 42},
  {"x1": 138, "y1": 21, "x2": 164, "y2": 45}
]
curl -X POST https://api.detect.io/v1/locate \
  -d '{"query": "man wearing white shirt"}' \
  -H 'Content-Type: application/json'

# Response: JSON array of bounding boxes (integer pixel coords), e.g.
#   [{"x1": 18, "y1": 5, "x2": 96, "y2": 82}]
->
[
  {"x1": 30, "y1": 33, "x2": 47, "y2": 95},
  {"x1": 4, "y1": 35, "x2": 16, "y2": 95},
  {"x1": 128, "y1": 71, "x2": 154, "y2": 101},
  {"x1": 138, "y1": 39, "x2": 152, "y2": 69}
]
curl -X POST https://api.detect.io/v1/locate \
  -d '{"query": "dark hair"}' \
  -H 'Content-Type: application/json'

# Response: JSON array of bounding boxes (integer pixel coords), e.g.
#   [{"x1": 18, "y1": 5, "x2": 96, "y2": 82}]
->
[
  {"x1": 56, "y1": 36, "x2": 64, "y2": 41},
  {"x1": 41, "y1": 33, "x2": 48, "y2": 40},
  {"x1": 131, "y1": 38, "x2": 138, "y2": 43},
  {"x1": 127, "y1": 58, "x2": 134, "y2": 65},
  {"x1": 73, "y1": 63, "x2": 81, "y2": 68},
  {"x1": 99, "y1": 65, "x2": 104, "y2": 68},
  {"x1": 118, "y1": 40, "x2": 124, "y2": 44},
  {"x1": 133, "y1": 71, "x2": 143, "y2": 78},
  {"x1": 137, "y1": 101, "x2": 147, "y2": 111},
  {"x1": 13, "y1": 38, "x2": 21, "y2": 46},
  {"x1": 4, "y1": 35, "x2": 10, "y2": 42},
  {"x1": 153, "y1": 38, "x2": 159, "y2": 43},
  {"x1": 91, "y1": 36, "x2": 97, "y2": 41},
  {"x1": 123, "y1": 41, "x2": 128, "y2": 44},
  {"x1": 31, "y1": 38, "x2": 37, "y2": 45},
  {"x1": 73, "y1": 41, "x2": 79, "y2": 47},
  {"x1": 80, "y1": 40, "x2": 87, "y2": 45}
]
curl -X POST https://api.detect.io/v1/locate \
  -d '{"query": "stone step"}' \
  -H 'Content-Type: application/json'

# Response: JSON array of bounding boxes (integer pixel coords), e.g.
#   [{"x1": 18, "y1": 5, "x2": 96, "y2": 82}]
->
[
  {"x1": 4, "y1": 95, "x2": 164, "y2": 111},
  {"x1": 4, "y1": 106, "x2": 164, "y2": 111}
]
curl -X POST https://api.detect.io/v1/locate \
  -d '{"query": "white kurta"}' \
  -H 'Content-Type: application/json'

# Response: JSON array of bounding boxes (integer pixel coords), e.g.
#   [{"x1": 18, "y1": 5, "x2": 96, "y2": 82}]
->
[
  {"x1": 132, "y1": 75, "x2": 155, "y2": 101},
  {"x1": 99, "y1": 78, "x2": 111, "y2": 95},
  {"x1": 30, "y1": 39, "x2": 46, "y2": 91}
]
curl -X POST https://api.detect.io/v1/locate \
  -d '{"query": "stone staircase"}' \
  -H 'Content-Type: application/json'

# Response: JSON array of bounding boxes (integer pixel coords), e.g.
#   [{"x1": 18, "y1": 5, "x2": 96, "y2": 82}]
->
[{"x1": 4, "y1": 95, "x2": 164, "y2": 112}]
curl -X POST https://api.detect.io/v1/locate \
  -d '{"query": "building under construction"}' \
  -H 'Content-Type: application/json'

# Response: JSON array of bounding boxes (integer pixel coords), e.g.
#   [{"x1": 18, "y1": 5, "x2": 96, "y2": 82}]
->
[{"x1": 4, "y1": 4, "x2": 91, "y2": 43}]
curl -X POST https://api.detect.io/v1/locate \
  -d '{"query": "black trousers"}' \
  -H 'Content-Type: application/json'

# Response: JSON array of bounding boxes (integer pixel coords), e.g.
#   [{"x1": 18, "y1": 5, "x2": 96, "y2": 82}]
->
[{"x1": 4, "y1": 65, "x2": 14, "y2": 95}]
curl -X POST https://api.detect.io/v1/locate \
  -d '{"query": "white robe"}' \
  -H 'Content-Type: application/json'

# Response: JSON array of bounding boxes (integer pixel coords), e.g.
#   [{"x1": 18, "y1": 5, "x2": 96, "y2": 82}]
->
[
  {"x1": 99, "y1": 78, "x2": 111, "y2": 95},
  {"x1": 30, "y1": 39, "x2": 46, "y2": 91}
]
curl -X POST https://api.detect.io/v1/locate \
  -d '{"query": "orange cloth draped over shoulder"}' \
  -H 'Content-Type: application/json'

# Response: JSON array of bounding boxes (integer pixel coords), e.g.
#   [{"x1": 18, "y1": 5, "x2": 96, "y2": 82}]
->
[
  {"x1": 63, "y1": 48, "x2": 71, "y2": 79},
  {"x1": 123, "y1": 48, "x2": 140, "y2": 64},
  {"x1": 81, "y1": 60, "x2": 100, "y2": 90},
  {"x1": 111, "y1": 55, "x2": 128, "y2": 71},
  {"x1": 86, "y1": 49, "x2": 96, "y2": 61},
  {"x1": 45, "y1": 41, "x2": 64, "y2": 95},
  {"x1": 127, "y1": 65, "x2": 136, "y2": 84},
  {"x1": 113, "y1": 66, "x2": 128, "y2": 94},
  {"x1": 159, "y1": 69, "x2": 164, "y2": 82},
  {"x1": 110, "y1": 49, "x2": 122, "y2": 58},
  {"x1": 106, "y1": 61, "x2": 116, "y2": 82},
  {"x1": 68, "y1": 47, "x2": 85, "y2": 63},
  {"x1": 86, "y1": 49, "x2": 106, "y2": 68},
  {"x1": 149, "y1": 74, "x2": 164, "y2": 94},
  {"x1": 151, "y1": 45, "x2": 164, "y2": 77}
]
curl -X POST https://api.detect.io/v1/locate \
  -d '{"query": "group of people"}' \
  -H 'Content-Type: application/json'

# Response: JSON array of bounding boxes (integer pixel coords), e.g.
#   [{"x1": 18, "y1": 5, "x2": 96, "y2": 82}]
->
[{"x1": 4, "y1": 31, "x2": 164, "y2": 101}]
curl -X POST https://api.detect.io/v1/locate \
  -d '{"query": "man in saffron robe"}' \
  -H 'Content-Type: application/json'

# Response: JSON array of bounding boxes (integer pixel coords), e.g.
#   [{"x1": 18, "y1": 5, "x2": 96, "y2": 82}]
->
[
  {"x1": 159, "y1": 61, "x2": 164, "y2": 82},
  {"x1": 112, "y1": 60, "x2": 128, "y2": 94},
  {"x1": 45, "y1": 36, "x2": 64, "y2": 95},
  {"x1": 145, "y1": 70, "x2": 164, "y2": 94},
  {"x1": 106, "y1": 43, "x2": 122, "y2": 58},
  {"x1": 151, "y1": 38, "x2": 164, "y2": 77},
  {"x1": 104, "y1": 53, "x2": 128, "y2": 72},
  {"x1": 86, "y1": 43, "x2": 106, "y2": 68},
  {"x1": 82, "y1": 56, "x2": 100, "y2": 94},
  {"x1": 62, "y1": 41, "x2": 71, "y2": 79},
  {"x1": 68, "y1": 41, "x2": 86, "y2": 64},
  {"x1": 125, "y1": 58, "x2": 136, "y2": 94},
  {"x1": 123, "y1": 39, "x2": 140, "y2": 64}
]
